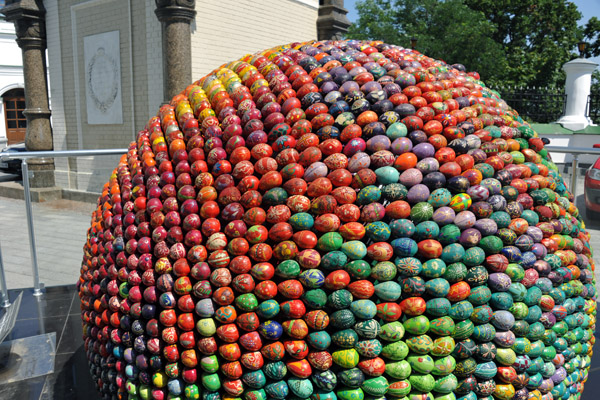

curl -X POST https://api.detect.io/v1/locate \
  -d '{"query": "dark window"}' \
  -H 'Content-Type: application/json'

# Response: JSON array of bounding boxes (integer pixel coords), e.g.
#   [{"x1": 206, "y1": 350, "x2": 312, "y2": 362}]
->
[{"x1": 3, "y1": 88, "x2": 26, "y2": 144}]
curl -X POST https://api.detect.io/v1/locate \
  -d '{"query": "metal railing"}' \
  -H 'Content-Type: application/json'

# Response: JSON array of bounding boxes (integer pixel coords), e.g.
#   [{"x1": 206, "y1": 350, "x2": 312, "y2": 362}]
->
[
  {"x1": 0, "y1": 148, "x2": 127, "y2": 306},
  {"x1": 544, "y1": 146, "x2": 600, "y2": 195},
  {"x1": 493, "y1": 86, "x2": 566, "y2": 123}
]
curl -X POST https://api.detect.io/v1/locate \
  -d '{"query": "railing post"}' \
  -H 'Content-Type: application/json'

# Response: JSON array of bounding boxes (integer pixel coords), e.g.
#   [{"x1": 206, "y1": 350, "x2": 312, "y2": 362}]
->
[
  {"x1": 0, "y1": 241, "x2": 11, "y2": 308},
  {"x1": 21, "y1": 159, "x2": 43, "y2": 296},
  {"x1": 571, "y1": 154, "x2": 579, "y2": 196}
]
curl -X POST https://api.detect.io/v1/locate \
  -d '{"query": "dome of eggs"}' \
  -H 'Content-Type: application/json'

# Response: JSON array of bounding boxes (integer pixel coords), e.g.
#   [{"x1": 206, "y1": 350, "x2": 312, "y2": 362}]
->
[{"x1": 79, "y1": 40, "x2": 596, "y2": 400}]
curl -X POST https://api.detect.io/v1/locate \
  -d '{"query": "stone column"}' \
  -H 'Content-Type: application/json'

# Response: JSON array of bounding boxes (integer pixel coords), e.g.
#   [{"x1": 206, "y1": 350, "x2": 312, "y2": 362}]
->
[
  {"x1": 317, "y1": 0, "x2": 351, "y2": 41},
  {"x1": 556, "y1": 58, "x2": 599, "y2": 131},
  {"x1": 155, "y1": 0, "x2": 196, "y2": 103},
  {"x1": 3, "y1": 0, "x2": 54, "y2": 188}
]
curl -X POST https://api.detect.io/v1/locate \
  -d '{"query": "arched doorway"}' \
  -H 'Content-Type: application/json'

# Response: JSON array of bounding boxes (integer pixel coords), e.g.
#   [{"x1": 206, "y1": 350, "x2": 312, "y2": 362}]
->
[{"x1": 2, "y1": 88, "x2": 26, "y2": 145}]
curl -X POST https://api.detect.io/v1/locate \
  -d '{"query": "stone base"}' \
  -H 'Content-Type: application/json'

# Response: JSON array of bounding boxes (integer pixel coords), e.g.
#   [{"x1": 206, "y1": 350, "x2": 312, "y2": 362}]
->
[
  {"x1": 0, "y1": 182, "x2": 101, "y2": 203},
  {"x1": 556, "y1": 115, "x2": 595, "y2": 131},
  {"x1": 26, "y1": 159, "x2": 56, "y2": 189}
]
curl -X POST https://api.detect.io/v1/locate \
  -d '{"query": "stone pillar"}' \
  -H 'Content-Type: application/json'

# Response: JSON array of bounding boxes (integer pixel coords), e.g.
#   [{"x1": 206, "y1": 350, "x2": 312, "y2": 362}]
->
[
  {"x1": 317, "y1": 0, "x2": 351, "y2": 41},
  {"x1": 556, "y1": 58, "x2": 599, "y2": 131},
  {"x1": 3, "y1": 0, "x2": 54, "y2": 188},
  {"x1": 155, "y1": 0, "x2": 196, "y2": 103}
]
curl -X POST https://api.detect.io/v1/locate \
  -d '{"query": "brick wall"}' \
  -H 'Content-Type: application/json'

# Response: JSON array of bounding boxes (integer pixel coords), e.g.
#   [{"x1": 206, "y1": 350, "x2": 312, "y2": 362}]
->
[{"x1": 191, "y1": 0, "x2": 318, "y2": 80}]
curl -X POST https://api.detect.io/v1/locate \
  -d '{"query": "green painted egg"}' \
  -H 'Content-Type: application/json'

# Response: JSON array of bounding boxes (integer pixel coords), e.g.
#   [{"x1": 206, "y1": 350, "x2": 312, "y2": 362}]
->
[
  {"x1": 407, "y1": 354, "x2": 434, "y2": 374},
  {"x1": 431, "y1": 336, "x2": 456, "y2": 357},
  {"x1": 463, "y1": 247, "x2": 485, "y2": 266},
  {"x1": 433, "y1": 374, "x2": 458, "y2": 393},
  {"x1": 421, "y1": 258, "x2": 447, "y2": 278},
  {"x1": 390, "y1": 219, "x2": 415, "y2": 238},
  {"x1": 303, "y1": 289, "x2": 327, "y2": 309},
  {"x1": 441, "y1": 243, "x2": 465, "y2": 264},
  {"x1": 505, "y1": 263, "x2": 525, "y2": 282},
  {"x1": 408, "y1": 373, "x2": 435, "y2": 392},
  {"x1": 356, "y1": 339, "x2": 383, "y2": 358},
  {"x1": 508, "y1": 282, "x2": 527, "y2": 301},
  {"x1": 524, "y1": 286, "x2": 542, "y2": 306},
  {"x1": 428, "y1": 188, "x2": 452, "y2": 207},
  {"x1": 310, "y1": 390, "x2": 336, "y2": 400},
  {"x1": 370, "y1": 261, "x2": 396, "y2": 281},
  {"x1": 200, "y1": 355, "x2": 219, "y2": 373},
  {"x1": 509, "y1": 302, "x2": 528, "y2": 320},
  {"x1": 472, "y1": 323, "x2": 496, "y2": 342},
  {"x1": 354, "y1": 319, "x2": 381, "y2": 338},
  {"x1": 452, "y1": 339, "x2": 477, "y2": 359},
  {"x1": 374, "y1": 281, "x2": 402, "y2": 301},
  {"x1": 288, "y1": 377, "x2": 314, "y2": 398},
  {"x1": 438, "y1": 224, "x2": 461, "y2": 245},
  {"x1": 465, "y1": 265, "x2": 488, "y2": 288},
  {"x1": 468, "y1": 286, "x2": 492, "y2": 306},
  {"x1": 311, "y1": 370, "x2": 337, "y2": 391},
  {"x1": 321, "y1": 251, "x2": 348, "y2": 271},
  {"x1": 479, "y1": 236, "x2": 503, "y2": 254},
  {"x1": 361, "y1": 376, "x2": 389, "y2": 396},
  {"x1": 405, "y1": 334, "x2": 434, "y2": 354},
  {"x1": 529, "y1": 340, "x2": 545, "y2": 358},
  {"x1": 336, "y1": 387, "x2": 364, "y2": 400},
  {"x1": 425, "y1": 297, "x2": 451, "y2": 317},
  {"x1": 490, "y1": 211, "x2": 511, "y2": 228},
  {"x1": 357, "y1": 185, "x2": 381, "y2": 204},
  {"x1": 341, "y1": 240, "x2": 368, "y2": 260},
  {"x1": 317, "y1": 232, "x2": 344, "y2": 251},
  {"x1": 415, "y1": 221, "x2": 440, "y2": 241},
  {"x1": 387, "y1": 380, "x2": 411, "y2": 397},
  {"x1": 452, "y1": 320, "x2": 475, "y2": 340},
  {"x1": 331, "y1": 329, "x2": 359, "y2": 348},
  {"x1": 337, "y1": 368, "x2": 365, "y2": 388},
  {"x1": 495, "y1": 348, "x2": 517, "y2": 366},
  {"x1": 403, "y1": 315, "x2": 430, "y2": 335},
  {"x1": 379, "y1": 321, "x2": 405, "y2": 342},
  {"x1": 512, "y1": 320, "x2": 530, "y2": 336},
  {"x1": 385, "y1": 361, "x2": 412, "y2": 379},
  {"x1": 511, "y1": 337, "x2": 532, "y2": 354},
  {"x1": 307, "y1": 331, "x2": 332, "y2": 350},
  {"x1": 448, "y1": 300, "x2": 473, "y2": 320},
  {"x1": 470, "y1": 305, "x2": 493, "y2": 324},
  {"x1": 276, "y1": 260, "x2": 302, "y2": 278},
  {"x1": 264, "y1": 361, "x2": 287, "y2": 380},
  {"x1": 443, "y1": 262, "x2": 467, "y2": 283},
  {"x1": 245, "y1": 389, "x2": 267, "y2": 400},
  {"x1": 425, "y1": 278, "x2": 450, "y2": 297},
  {"x1": 236, "y1": 293, "x2": 259, "y2": 311},
  {"x1": 350, "y1": 299, "x2": 377, "y2": 320},
  {"x1": 410, "y1": 201, "x2": 435, "y2": 224},
  {"x1": 332, "y1": 349, "x2": 360, "y2": 368},
  {"x1": 432, "y1": 355, "x2": 456, "y2": 376},
  {"x1": 454, "y1": 357, "x2": 477, "y2": 377},
  {"x1": 474, "y1": 361, "x2": 497, "y2": 379},
  {"x1": 429, "y1": 316, "x2": 455, "y2": 336},
  {"x1": 327, "y1": 289, "x2": 353, "y2": 309},
  {"x1": 381, "y1": 340, "x2": 410, "y2": 360},
  {"x1": 345, "y1": 260, "x2": 371, "y2": 279},
  {"x1": 331, "y1": 310, "x2": 356, "y2": 330}
]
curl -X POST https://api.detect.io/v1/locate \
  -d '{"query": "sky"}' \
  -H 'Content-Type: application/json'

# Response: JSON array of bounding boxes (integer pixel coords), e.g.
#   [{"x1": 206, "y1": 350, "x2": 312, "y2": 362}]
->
[{"x1": 344, "y1": 0, "x2": 600, "y2": 66}]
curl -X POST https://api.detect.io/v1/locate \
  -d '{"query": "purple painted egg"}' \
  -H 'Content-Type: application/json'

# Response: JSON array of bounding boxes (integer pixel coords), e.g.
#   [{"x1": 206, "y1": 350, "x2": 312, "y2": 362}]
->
[
  {"x1": 488, "y1": 273, "x2": 512, "y2": 292},
  {"x1": 391, "y1": 137, "x2": 412, "y2": 155},
  {"x1": 399, "y1": 168, "x2": 423, "y2": 187},
  {"x1": 467, "y1": 185, "x2": 490, "y2": 201},
  {"x1": 459, "y1": 228, "x2": 482, "y2": 247},
  {"x1": 371, "y1": 150, "x2": 396, "y2": 168},
  {"x1": 416, "y1": 157, "x2": 439, "y2": 174},
  {"x1": 432, "y1": 207, "x2": 456, "y2": 226},
  {"x1": 366, "y1": 135, "x2": 391, "y2": 152},
  {"x1": 304, "y1": 162, "x2": 328, "y2": 182},
  {"x1": 407, "y1": 184, "x2": 431, "y2": 204},
  {"x1": 412, "y1": 143, "x2": 435, "y2": 159},
  {"x1": 348, "y1": 152, "x2": 371, "y2": 172},
  {"x1": 454, "y1": 211, "x2": 476, "y2": 229},
  {"x1": 474, "y1": 218, "x2": 498, "y2": 236}
]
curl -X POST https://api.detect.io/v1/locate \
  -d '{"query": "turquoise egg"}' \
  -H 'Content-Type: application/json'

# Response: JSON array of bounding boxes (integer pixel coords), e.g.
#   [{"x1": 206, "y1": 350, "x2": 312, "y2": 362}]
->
[
  {"x1": 472, "y1": 323, "x2": 496, "y2": 342},
  {"x1": 354, "y1": 319, "x2": 381, "y2": 338},
  {"x1": 375, "y1": 166, "x2": 400, "y2": 185},
  {"x1": 391, "y1": 237, "x2": 418, "y2": 257},
  {"x1": 438, "y1": 224, "x2": 461, "y2": 244},
  {"x1": 327, "y1": 289, "x2": 353, "y2": 309},
  {"x1": 289, "y1": 213, "x2": 315, "y2": 230},
  {"x1": 257, "y1": 299, "x2": 280, "y2": 318},
  {"x1": 441, "y1": 243, "x2": 465, "y2": 263},
  {"x1": 414, "y1": 221, "x2": 440, "y2": 241},
  {"x1": 243, "y1": 370, "x2": 267, "y2": 389},
  {"x1": 395, "y1": 256, "x2": 422, "y2": 276},
  {"x1": 320, "y1": 251, "x2": 348, "y2": 271},
  {"x1": 365, "y1": 221, "x2": 391, "y2": 241},
  {"x1": 341, "y1": 240, "x2": 368, "y2": 260},
  {"x1": 424, "y1": 278, "x2": 450, "y2": 297},
  {"x1": 470, "y1": 305, "x2": 494, "y2": 324},
  {"x1": 310, "y1": 390, "x2": 336, "y2": 400},
  {"x1": 350, "y1": 299, "x2": 378, "y2": 319},
  {"x1": 421, "y1": 258, "x2": 447, "y2": 278},
  {"x1": 264, "y1": 361, "x2": 287, "y2": 380},
  {"x1": 490, "y1": 292, "x2": 514, "y2": 310},
  {"x1": 311, "y1": 370, "x2": 337, "y2": 391},
  {"x1": 425, "y1": 297, "x2": 451, "y2": 317},
  {"x1": 330, "y1": 310, "x2": 356, "y2": 330},
  {"x1": 288, "y1": 377, "x2": 314, "y2": 398},
  {"x1": 374, "y1": 281, "x2": 402, "y2": 301},
  {"x1": 299, "y1": 269, "x2": 326, "y2": 288},
  {"x1": 463, "y1": 247, "x2": 486, "y2": 266},
  {"x1": 474, "y1": 361, "x2": 497, "y2": 379},
  {"x1": 448, "y1": 300, "x2": 473, "y2": 320},
  {"x1": 356, "y1": 339, "x2": 383, "y2": 358},
  {"x1": 307, "y1": 331, "x2": 332, "y2": 350},
  {"x1": 390, "y1": 219, "x2": 415, "y2": 238},
  {"x1": 468, "y1": 286, "x2": 492, "y2": 306},
  {"x1": 265, "y1": 381, "x2": 289, "y2": 399},
  {"x1": 357, "y1": 185, "x2": 381, "y2": 205},
  {"x1": 428, "y1": 188, "x2": 452, "y2": 207},
  {"x1": 337, "y1": 368, "x2": 365, "y2": 388}
]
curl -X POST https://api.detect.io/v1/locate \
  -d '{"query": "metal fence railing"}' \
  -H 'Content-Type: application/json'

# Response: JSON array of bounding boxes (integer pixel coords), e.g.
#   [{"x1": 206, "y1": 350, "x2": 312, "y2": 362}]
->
[
  {"x1": 587, "y1": 92, "x2": 600, "y2": 125},
  {"x1": 0, "y1": 149, "x2": 127, "y2": 306},
  {"x1": 493, "y1": 86, "x2": 567, "y2": 123}
]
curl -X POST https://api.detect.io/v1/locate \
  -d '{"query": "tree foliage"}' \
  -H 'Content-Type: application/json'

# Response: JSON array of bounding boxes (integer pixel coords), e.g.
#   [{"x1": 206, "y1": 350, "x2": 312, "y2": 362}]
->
[{"x1": 347, "y1": 0, "x2": 596, "y2": 88}]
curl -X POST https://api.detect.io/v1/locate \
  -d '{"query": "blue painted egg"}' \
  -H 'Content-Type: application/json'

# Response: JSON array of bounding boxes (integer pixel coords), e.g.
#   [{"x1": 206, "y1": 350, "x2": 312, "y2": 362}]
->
[
  {"x1": 299, "y1": 269, "x2": 326, "y2": 288},
  {"x1": 350, "y1": 299, "x2": 377, "y2": 319},
  {"x1": 258, "y1": 320, "x2": 283, "y2": 340}
]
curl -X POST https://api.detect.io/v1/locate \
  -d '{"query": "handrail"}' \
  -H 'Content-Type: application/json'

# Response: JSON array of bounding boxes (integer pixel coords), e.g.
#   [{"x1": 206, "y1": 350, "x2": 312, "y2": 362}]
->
[
  {"x1": 0, "y1": 148, "x2": 127, "y2": 303},
  {"x1": 544, "y1": 146, "x2": 600, "y2": 155},
  {"x1": 0, "y1": 148, "x2": 128, "y2": 160}
]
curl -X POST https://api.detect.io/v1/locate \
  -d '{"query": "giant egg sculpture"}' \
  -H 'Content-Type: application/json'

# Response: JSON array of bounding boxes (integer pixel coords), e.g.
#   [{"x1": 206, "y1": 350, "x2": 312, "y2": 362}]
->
[{"x1": 79, "y1": 40, "x2": 596, "y2": 400}]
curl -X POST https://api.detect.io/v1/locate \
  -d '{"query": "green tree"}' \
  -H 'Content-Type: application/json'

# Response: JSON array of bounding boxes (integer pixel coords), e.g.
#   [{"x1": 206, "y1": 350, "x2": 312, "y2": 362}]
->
[
  {"x1": 347, "y1": 0, "x2": 586, "y2": 88},
  {"x1": 583, "y1": 16, "x2": 600, "y2": 58},
  {"x1": 347, "y1": 0, "x2": 507, "y2": 85}
]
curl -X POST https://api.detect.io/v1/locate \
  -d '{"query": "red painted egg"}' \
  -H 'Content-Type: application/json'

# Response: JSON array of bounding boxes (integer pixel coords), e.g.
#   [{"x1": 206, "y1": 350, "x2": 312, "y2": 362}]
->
[
  {"x1": 324, "y1": 270, "x2": 351, "y2": 290},
  {"x1": 241, "y1": 351, "x2": 264, "y2": 370},
  {"x1": 348, "y1": 280, "x2": 376, "y2": 299},
  {"x1": 339, "y1": 222, "x2": 366, "y2": 240},
  {"x1": 287, "y1": 359, "x2": 313, "y2": 378},
  {"x1": 400, "y1": 297, "x2": 427, "y2": 316},
  {"x1": 278, "y1": 280, "x2": 304, "y2": 299},
  {"x1": 239, "y1": 331, "x2": 263, "y2": 351},
  {"x1": 447, "y1": 281, "x2": 471, "y2": 302},
  {"x1": 219, "y1": 343, "x2": 242, "y2": 361},
  {"x1": 358, "y1": 357, "x2": 386, "y2": 377},
  {"x1": 307, "y1": 351, "x2": 333, "y2": 370},
  {"x1": 304, "y1": 310, "x2": 330, "y2": 330},
  {"x1": 261, "y1": 341, "x2": 285, "y2": 361},
  {"x1": 284, "y1": 340, "x2": 309, "y2": 359},
  {"x1": 376, "y1": 302, "x2": 403, "y2": 321}
]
